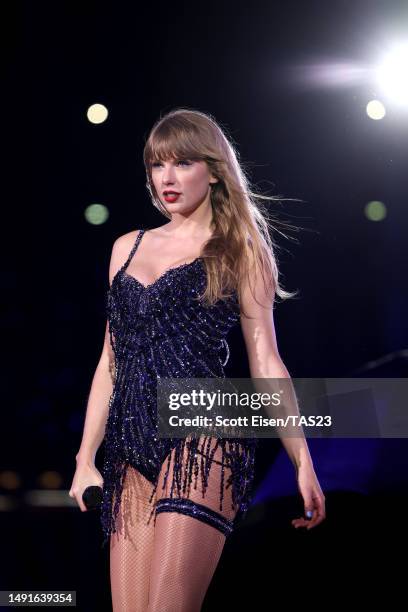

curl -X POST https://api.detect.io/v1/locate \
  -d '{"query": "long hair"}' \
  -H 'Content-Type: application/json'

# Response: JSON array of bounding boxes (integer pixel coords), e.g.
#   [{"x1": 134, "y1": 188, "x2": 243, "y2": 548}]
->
[{"x1": 143, "y1": 107, "x2": 301, "y2": 318}]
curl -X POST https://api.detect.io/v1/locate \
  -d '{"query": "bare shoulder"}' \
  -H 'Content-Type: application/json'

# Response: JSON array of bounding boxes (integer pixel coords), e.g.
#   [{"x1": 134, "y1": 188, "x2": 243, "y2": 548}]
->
[
  {"x1": 112, "y1": 229, "x2": 141, "y2": 252},
  {"x1": 108, "y1": 229, "x2": 141, "y2": 284}
]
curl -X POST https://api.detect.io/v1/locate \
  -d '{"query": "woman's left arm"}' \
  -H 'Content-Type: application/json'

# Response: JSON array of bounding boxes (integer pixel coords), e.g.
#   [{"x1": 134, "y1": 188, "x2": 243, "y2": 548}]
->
[{"x1": 239, "y1": 259, "x2": 326, "y2": 530}]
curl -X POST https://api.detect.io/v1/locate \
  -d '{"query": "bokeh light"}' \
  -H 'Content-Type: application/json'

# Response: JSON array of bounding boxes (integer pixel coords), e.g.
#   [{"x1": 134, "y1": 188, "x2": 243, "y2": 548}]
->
[
  {"x1": 364, "y1": 200, "x2": 387, "y2": 221},
  {"x1": 366, "y1": 99, "x2": 386, "y2": 120},
  {"x1": 87, "y1": 103, "x2": 109, "y2": 124},
  {"x1": 0, "y1": 470, "x2": 22, "y2": 490},
  {"x1": 37, "y1": 471, "x2": 64, "y2": 488},
  {"x1": 84, "y1": 203, "x2": 109, "y2": 225}
]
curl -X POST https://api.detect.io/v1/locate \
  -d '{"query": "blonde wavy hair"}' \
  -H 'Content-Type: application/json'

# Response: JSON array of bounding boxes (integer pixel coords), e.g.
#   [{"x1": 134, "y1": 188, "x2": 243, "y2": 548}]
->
[{"x1": 143, "y1": 107, "x2": 301, "y2": 318}]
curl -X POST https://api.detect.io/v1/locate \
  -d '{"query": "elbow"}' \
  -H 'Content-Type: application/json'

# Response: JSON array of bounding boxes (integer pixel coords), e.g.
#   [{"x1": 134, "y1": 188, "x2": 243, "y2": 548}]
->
[{"x1": 248, "y1": 350, "x2": 289, "y2": 379}]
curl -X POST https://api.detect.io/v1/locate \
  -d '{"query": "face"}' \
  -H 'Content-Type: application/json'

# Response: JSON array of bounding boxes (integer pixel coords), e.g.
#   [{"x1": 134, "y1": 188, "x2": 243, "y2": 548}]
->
[{"x1": 150, "y1": 157, "x2": 218, "y2": 213}]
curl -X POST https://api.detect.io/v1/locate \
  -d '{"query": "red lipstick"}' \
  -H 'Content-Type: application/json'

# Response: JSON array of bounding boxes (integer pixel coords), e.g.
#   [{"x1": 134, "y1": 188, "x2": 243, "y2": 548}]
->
[{"x1": 163, "y1": 191, "x2": 181, "y2": 202}]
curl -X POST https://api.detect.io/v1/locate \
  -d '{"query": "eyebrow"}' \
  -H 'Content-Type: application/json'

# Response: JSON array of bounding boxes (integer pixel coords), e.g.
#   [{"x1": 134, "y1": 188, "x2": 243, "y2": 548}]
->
[{"x1": 151, "y1": 157, "x2": 191, "y2": 163}]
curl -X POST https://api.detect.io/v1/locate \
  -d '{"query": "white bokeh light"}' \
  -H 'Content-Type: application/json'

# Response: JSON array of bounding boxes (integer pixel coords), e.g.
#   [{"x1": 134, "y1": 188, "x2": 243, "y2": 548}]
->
[{"x1": 366, "y1": 99, "x2": 386, "y2": 120}]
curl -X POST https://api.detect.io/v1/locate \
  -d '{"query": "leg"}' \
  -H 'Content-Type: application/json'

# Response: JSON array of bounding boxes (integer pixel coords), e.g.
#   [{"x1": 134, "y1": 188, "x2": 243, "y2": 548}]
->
[
  {"x1": 147, "y1": 437, "x2": 238, "y2": 612},
  {"x1": 110, "y1": 465, "x2": 156, "y2": 612}
]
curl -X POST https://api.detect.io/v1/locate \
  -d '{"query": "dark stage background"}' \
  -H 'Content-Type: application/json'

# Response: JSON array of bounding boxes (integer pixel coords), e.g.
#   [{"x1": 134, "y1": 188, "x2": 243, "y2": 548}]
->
[{"x1": 1, "y1": 1, "x2": 407, "y2": 610}]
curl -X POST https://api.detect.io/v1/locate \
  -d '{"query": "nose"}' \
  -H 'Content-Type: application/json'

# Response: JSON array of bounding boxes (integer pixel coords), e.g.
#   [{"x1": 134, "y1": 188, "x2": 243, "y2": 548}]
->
[{"x1": 161, "y1": 162, "x2": 178, "y2": 184}]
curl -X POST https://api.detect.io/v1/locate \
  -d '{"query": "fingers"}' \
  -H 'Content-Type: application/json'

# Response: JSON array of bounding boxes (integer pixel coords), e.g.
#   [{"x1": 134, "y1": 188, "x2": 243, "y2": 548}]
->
[
  {"x1": 68, "y1": 488, "x2": 87, "y2": 512},
  {"x1": 291, "y1": 517, "x2": 310, "y2": 529},
  {"x1": 68, "y1": 464, "x2": 104, "y2": 513},
  {"x1": 309, "y1": 494, "x2": 326, "y2": 529},
  {"x1": 292, "y1": 495, "x2": 326, "y2": 530}
]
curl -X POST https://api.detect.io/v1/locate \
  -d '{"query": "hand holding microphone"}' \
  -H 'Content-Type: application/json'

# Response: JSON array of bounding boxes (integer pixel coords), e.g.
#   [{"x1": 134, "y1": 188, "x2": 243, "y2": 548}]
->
[
  {"x1": 69, "y1": 462, "x2": 104, "y2": 511},
  {"x1": 82, "y1": 485, "x2": 103, "y2": 511}
]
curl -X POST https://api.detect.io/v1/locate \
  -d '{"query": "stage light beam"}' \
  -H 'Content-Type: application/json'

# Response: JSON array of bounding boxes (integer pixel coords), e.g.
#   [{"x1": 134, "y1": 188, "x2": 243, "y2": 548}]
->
[{"x1": 376, "y1": 43, "x2": 408, "y2": 106}]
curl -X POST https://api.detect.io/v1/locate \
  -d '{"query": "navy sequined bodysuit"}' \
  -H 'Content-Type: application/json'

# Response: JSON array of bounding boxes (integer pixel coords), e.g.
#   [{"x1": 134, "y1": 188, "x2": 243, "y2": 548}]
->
[{"x1": 101, "y1": 229, "x2": 257, "y2": 547}]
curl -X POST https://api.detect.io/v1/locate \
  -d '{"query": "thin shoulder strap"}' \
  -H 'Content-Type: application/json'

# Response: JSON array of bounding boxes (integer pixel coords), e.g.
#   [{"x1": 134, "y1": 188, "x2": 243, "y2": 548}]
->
[{"x1": 121, "y1": 229, "x2": 145, "y2": 271}]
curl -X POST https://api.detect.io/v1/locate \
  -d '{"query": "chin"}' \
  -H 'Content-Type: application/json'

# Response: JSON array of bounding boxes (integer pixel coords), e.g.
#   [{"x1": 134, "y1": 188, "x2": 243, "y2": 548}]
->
[{"x1": 164, "y1": 203, "x2": 191, "y2": 212}]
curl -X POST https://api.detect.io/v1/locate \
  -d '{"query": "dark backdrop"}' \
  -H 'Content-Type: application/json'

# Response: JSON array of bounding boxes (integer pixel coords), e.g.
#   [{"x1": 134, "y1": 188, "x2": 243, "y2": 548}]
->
[{"x1": 1, "y1": 1, "x2": 407, "y2": 609}]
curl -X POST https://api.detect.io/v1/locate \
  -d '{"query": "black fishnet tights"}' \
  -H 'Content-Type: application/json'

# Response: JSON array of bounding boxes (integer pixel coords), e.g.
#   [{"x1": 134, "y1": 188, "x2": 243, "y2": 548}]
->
[{"x1": 109, "y1": 438, "x2": 238, "y2": 612}]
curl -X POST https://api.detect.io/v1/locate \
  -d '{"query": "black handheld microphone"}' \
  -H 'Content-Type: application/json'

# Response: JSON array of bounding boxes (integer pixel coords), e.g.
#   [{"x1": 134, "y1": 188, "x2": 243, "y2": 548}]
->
[{"x1": 82, "y1": 485, "x2": 103, "y2": 510}]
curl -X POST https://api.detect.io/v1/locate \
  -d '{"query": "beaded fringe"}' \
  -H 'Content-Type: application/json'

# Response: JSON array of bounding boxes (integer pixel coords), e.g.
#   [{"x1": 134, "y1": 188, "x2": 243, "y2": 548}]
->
[
  {"x1": 146, "y1": 435, "x2": 256, "y2": 526},
  {"x1": 101, "y1": 435, "x2": 256, "y2": 549}
]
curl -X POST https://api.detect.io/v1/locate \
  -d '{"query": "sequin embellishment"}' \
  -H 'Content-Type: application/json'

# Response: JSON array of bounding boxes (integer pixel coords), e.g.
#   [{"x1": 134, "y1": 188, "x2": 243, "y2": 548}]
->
[{"x1": 100, "y1": 229, "x2": 257, "y2": 547}]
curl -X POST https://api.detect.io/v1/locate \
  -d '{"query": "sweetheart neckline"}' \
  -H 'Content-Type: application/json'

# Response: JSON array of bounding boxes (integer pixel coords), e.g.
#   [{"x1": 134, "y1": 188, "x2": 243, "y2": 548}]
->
[{"x1": 120, "y1": 257, "x2": 203, "y2": 290}]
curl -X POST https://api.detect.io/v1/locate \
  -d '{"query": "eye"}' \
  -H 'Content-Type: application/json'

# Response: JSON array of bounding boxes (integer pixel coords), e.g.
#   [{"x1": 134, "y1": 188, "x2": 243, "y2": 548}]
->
[{"x1": 151, "y1": 159, "x2": 192, "y2": 168}]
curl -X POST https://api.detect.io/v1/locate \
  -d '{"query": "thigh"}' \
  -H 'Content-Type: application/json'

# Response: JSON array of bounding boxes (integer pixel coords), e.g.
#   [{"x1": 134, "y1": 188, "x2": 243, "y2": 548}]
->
[
  {"x1": 110, "y1": 465, "x2": 157, "y2": 612},
  {"x1": 148, "y1": 511, "x2": 226, "y2": 612},
  {"x1": 147, "y1": 439, "x2": 236, "y2": 611},
  {"x1": 155, "y1": 435, "x2": 238, "y2": 522},
  {"x1": 113, "y1": 464, "x2": 157, "y2": 532}
]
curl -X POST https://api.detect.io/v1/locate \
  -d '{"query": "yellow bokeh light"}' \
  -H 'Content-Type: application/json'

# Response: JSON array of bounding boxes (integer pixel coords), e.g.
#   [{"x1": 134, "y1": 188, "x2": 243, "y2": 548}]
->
[
  {"x1": 38, "y1": 471, "x2": 63, "y2": 489},
  {"x1": 87, "y1": 103, "x2": 109, "y2": 124},
  {"x1": 0, "y1": 470, "x2": 22, "y2": 489}
]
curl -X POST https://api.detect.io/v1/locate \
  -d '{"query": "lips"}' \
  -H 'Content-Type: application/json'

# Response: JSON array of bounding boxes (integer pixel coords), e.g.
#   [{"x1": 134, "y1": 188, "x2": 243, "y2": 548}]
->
[{"x1": 163, "y1": 191, "x2": 181, "y2": 202}]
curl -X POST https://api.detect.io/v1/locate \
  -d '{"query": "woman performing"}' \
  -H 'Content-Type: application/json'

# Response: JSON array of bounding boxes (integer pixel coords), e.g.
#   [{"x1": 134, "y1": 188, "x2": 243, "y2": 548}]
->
[{"x1": 69, "y1": 108, "x2": 326, "y2": 611}]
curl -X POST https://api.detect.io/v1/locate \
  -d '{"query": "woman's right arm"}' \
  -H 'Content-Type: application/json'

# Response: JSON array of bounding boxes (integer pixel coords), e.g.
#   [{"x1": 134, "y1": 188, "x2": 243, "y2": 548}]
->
[
  {"x1": 74, "y1": 322, "x2": 115, "y2": 465},
  {"x1": 68, "y1": 233, "x2": 131, "y2": 511}
]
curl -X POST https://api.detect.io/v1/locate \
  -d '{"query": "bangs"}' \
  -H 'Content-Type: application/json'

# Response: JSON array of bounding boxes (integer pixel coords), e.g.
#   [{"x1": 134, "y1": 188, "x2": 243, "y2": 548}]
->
[{"x1": 145, "y1": 122, "x2": 205, "y2": 166}]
